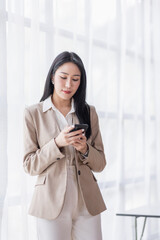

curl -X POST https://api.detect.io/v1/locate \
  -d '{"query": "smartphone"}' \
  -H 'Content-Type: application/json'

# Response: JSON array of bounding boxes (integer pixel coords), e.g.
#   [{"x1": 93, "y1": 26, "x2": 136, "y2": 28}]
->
[{"x1": 69, "y1": 124, "x2": 88, "y2": 133}]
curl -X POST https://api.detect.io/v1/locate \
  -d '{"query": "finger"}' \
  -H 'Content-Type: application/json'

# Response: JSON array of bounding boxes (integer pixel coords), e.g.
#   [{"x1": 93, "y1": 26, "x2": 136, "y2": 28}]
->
[
  {"x1": 71, "y1": 142, "x2": 82, "y2": 147},
  {"x1": 68, "y1": 134, "x2": 85, "y2": 142},
  {"x1": 78, "y1": 135, "x2": 86, "y2": 141},
  {"x1": 76, "y1": 140, "x2": 86, "y2": 145},
  {"x1": 63, "y1": 125, "x2": 75, "y2": 133},
  {"x1": 72, "y1": 139, "x2": 86, "y2": 145},
  {"x1": 68, "y1": 129, "x2": 85, "y2": 137}
]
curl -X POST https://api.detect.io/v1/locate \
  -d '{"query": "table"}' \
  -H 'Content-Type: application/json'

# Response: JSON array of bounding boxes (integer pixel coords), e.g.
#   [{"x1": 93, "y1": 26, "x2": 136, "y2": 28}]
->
[{"x1": 116, "y1": 203, "x2": 160, "y2": 240}]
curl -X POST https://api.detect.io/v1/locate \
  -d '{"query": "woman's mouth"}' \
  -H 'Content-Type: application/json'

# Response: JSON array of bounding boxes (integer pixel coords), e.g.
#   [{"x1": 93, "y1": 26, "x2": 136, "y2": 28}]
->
[{"x1": 62, "y1": 90, "x2": 71, "y2": 94}]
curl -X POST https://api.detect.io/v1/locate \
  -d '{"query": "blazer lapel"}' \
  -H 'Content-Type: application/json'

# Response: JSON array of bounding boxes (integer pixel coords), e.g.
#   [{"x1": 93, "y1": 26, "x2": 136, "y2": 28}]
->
[{"x1": 72, "y1": 112, "x2": 80, "y2": 125}]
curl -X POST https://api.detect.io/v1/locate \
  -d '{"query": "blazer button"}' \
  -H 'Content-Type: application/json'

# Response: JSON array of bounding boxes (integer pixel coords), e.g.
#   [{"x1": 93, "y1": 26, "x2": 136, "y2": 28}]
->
[
  {"x1": 78, "y1": 170, "x2": 81, "y2": 175},
  {"x1": 56, "y1": 157, "x2": 60, "y2": 160}
]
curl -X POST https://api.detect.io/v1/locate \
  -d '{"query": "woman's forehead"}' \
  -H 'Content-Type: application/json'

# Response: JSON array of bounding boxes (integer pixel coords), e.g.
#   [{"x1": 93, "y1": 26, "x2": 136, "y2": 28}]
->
[{"x1": 57, "y1": 62, "x2": 81, "y2": 76}]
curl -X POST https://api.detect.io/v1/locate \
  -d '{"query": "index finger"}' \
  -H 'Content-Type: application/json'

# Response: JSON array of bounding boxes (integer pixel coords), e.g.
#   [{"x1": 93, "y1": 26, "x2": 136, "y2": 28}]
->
[{"x1": 63, "y1": 125, "x2": 75, "y2": 133}]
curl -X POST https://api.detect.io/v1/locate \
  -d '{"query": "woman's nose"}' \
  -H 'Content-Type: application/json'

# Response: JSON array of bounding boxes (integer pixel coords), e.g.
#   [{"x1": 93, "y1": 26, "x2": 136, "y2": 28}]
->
[{"x1": 65, "y1": 79, "x2": 72, "y2": 88}]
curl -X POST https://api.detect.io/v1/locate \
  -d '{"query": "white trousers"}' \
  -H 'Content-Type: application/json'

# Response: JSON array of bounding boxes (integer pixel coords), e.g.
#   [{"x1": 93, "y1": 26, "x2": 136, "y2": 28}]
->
[{"x1": 36, "y1": 165, "x2": 102, "y2": 240}]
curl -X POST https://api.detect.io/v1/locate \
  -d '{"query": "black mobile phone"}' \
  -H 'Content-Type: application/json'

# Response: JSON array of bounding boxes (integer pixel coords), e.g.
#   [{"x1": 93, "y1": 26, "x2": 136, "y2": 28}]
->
[{"x1": 69, "y1": 124, "x2": 88, "y2": 133}]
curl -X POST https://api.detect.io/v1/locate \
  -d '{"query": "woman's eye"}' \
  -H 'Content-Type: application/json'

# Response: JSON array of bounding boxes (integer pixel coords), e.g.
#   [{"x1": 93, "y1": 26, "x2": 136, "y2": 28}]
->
[
  {"x1": 73, "y1": 79, "x2": 79, "y2": 81},
  {"x1": 60, "y1": 76, "x2": 79, "y2": 81}
]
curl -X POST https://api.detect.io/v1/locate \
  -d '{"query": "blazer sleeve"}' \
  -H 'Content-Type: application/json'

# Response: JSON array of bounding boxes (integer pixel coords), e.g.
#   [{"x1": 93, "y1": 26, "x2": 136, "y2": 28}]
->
[
  {"x1": 78, "y1": 106, "x2": 107, "y2": 172},
  {"x1": 23, "y1": 107, "x2": 65, "y2": 176}
]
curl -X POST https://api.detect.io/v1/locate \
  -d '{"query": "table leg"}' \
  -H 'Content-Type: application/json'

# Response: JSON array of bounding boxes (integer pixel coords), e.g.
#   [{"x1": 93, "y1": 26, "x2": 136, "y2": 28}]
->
[
  {"x1": 140, "y1": 217, "x2": 147, "y2": 240},
  {"x1": 135, "y1": 217, "x2": 138, "y2": 240},
  {"x1": 135, "y1": 216, "x2": 147, "y2": 240}
]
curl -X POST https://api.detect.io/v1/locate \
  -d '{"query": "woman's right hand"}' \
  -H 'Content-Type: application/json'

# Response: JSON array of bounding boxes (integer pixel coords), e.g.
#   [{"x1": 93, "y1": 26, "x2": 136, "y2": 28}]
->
[{"x1": 54, "y1": 125, "x2": 85, "y2": 148}]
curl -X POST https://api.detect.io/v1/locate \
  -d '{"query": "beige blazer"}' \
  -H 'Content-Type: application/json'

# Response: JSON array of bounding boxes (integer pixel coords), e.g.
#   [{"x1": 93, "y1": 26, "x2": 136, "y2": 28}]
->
[{"x1": 23, "y1": 101, "x2": 107, "y2": 220}]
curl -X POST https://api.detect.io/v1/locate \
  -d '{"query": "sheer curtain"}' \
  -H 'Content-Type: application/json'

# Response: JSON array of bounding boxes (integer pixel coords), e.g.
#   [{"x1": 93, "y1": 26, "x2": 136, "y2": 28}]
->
[{"x1": 0, "y1": 0, "x2": 160, "y2": 239}]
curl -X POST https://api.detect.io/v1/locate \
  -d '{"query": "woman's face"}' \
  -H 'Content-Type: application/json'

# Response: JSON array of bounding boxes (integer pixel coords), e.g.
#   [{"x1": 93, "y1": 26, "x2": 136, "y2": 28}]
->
[{"x1": 52, "y1": 62, "x2": 81, "y2": 101}]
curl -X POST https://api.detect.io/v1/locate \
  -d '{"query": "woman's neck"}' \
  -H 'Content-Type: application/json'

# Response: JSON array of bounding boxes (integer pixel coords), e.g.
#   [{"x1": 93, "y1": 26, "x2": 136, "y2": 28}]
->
[{"x1": 51, "y1": 94, "x2": 71, "y2": 109}]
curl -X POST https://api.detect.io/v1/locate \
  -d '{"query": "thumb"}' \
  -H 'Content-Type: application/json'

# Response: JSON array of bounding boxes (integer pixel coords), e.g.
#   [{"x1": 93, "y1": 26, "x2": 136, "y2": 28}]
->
[{"x1": 64, "y1": 125, "x2": 75, "y2": 133}]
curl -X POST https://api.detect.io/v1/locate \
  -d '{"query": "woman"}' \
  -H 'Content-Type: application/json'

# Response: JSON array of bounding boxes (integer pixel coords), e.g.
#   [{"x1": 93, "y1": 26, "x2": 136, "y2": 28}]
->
[{"x1": 23, "y1": 51, "x2": 107, "y2": 240}]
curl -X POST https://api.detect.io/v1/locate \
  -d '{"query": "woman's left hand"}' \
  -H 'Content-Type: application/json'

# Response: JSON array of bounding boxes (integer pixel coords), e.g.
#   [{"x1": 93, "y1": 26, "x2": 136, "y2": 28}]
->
[{"x1": 71, "y1": 134, "x2": 88, "y2": 154}]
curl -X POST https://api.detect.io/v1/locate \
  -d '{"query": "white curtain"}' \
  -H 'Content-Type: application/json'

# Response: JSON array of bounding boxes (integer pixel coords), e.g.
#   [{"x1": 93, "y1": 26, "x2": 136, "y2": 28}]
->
[{"x1": 1, "y1": 0, "x2": 160, "y2": 239}]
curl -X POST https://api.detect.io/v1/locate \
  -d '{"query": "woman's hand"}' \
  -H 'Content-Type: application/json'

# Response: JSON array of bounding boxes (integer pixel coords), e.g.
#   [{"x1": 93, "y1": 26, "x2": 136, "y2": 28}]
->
[
  {"x1": 55, "y1": 125, "x2": 86, "y2": 150},
  {"x1": 71, "y1": 134, "x2": 88, "y2": 154}
]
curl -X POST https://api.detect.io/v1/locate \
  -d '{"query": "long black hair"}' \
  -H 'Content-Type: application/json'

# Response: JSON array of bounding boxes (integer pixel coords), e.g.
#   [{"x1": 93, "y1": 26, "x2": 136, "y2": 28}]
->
[{"x1": 40, "y1": 51, "x2": 91, "y2": 139}]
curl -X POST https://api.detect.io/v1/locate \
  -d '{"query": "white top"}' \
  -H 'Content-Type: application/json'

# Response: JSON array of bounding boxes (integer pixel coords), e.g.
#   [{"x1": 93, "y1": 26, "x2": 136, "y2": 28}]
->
[{"x1": 43, "y1": 94, "x2": 76, "y2": 166}]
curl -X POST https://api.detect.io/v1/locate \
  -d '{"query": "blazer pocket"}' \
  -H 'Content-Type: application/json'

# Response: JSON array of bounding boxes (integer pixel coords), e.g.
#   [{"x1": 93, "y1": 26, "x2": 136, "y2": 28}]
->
[{"x1": 35, "y1": 175, "x2": 46, "y2": 186}]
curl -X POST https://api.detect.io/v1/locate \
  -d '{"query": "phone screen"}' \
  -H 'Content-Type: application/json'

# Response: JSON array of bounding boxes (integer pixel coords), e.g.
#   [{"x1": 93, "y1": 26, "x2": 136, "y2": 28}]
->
[{"x1": 69, "y1": 124, "x2": 88, "y2": 133}]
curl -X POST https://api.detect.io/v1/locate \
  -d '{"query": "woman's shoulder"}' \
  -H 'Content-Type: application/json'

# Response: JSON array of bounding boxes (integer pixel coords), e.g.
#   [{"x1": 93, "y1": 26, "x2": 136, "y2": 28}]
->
[
  {"x1": 24, "y1": 101, "x2": 43, "y2": 116},
  {"x1": 88, "y1": 104, "x2": 96, "y2": 115},
  {"x1": 88, "y1": 104, "x2": 99, "y2": 125},
  {"x1": 89, "y1": 104, "x2": 95, "y2": 111}
]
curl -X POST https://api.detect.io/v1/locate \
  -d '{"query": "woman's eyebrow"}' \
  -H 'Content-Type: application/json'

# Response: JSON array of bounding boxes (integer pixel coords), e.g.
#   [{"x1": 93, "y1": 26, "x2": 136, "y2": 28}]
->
[{"x1": 60, "y1": 71, "x2": 80, "y2": 76}]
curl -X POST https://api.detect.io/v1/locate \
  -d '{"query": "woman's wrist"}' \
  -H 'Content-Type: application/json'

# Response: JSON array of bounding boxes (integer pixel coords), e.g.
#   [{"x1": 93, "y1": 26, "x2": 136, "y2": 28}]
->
[
  {"x1": 80, "y1": 144, "x2": 89, "y2": 155},
  {"x1": 55, "y1": 137, "x2": 61, "y2": 148}
]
